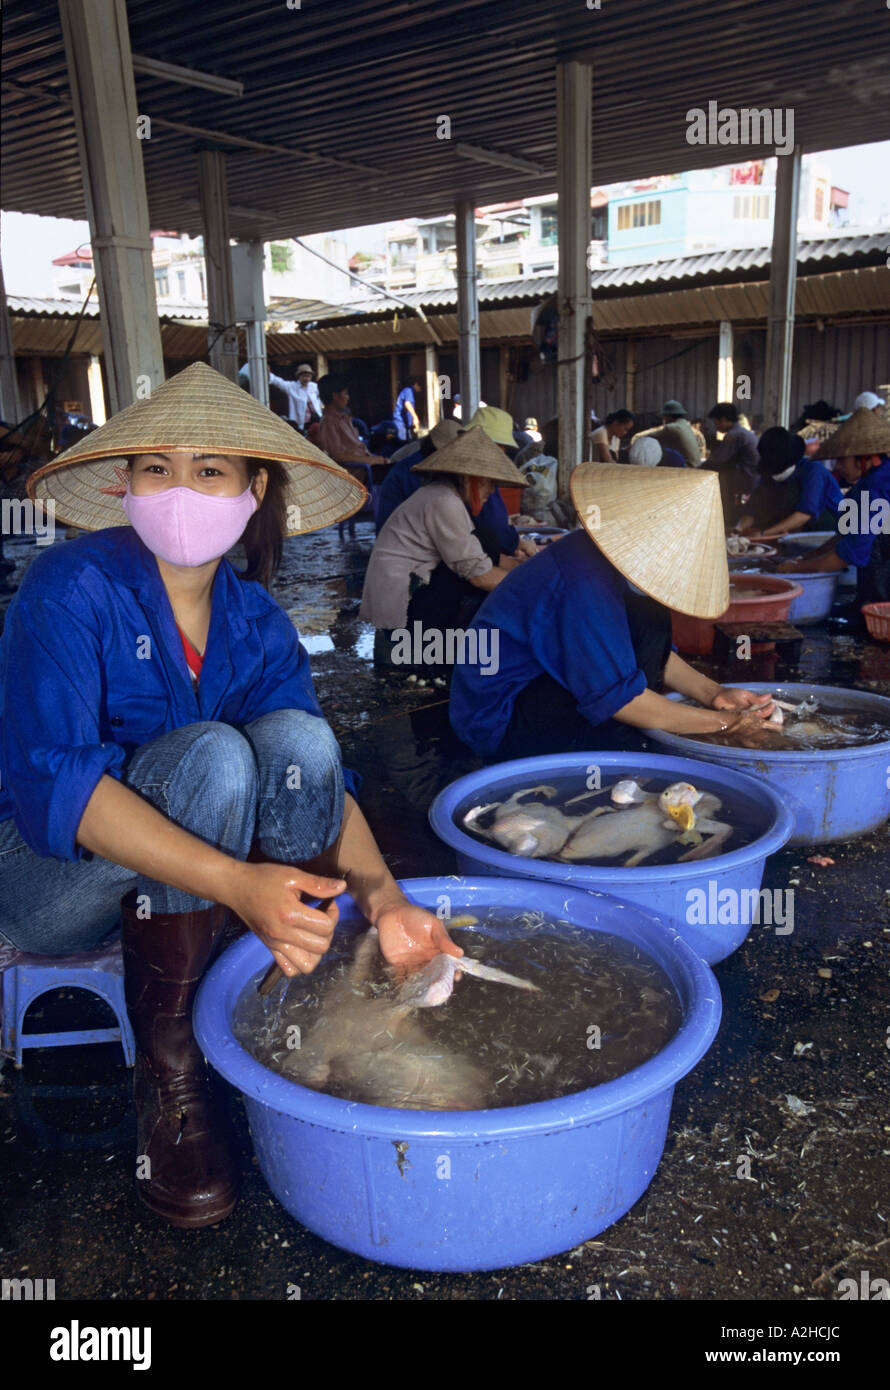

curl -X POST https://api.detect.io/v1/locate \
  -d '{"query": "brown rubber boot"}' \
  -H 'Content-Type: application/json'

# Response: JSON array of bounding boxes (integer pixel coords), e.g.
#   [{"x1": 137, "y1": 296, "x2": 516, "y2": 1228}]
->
[{"x1": 120, "y1": 890, "x2": 240, "y2": 1228}]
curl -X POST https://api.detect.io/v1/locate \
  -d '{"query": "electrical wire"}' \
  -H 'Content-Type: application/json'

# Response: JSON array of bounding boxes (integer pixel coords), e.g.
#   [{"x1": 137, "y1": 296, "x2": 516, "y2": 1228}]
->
[{"x1": 288, "y1": 238, "x2": 442, "y2": 346}]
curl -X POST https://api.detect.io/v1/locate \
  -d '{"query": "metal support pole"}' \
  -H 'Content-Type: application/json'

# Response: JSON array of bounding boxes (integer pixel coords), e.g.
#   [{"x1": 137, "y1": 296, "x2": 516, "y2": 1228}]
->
[
  {"x1": 498, "y1": 345, "x2": 510, "y2": 414},
  {"x1": 232, "y1": 239, "x2": 268, "y2": 406},
  {"x1": 198, "y1": 149, "x2": 239, "y2": 381},
  {"x1": 455, "y1": 200, "x2": 481, "y2": 419},
  {"x1": 0, "y1": 259, "x2": 21, "y2": 423},
  {"x1": 717, "y1": 320, "x2": 734, "y2": 403},
  {"x1": 764, "y1": 146, "x2": 802, "y2": 428},
  {"x1": 624, "y1": 340, "x2": 637, "y2": 415},
  {"x1": 425, "y1": 343, "x2": 440, "y2": 429},
  {"x1": 58, "y1": 0, "x2": 164, "y2": 411},
  {"x1": 87, "y1": 355, "x2": 107, "y2": 424},
  {"x1": 556, "y1": 60, "x2": 593, "y2": 495}
]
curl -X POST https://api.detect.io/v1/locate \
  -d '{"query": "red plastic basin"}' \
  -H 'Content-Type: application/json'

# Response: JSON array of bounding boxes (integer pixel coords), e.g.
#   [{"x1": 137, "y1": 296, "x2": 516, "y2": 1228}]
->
[{"x1": 671, "y1": 574, "x2": 804, "y2": 657}]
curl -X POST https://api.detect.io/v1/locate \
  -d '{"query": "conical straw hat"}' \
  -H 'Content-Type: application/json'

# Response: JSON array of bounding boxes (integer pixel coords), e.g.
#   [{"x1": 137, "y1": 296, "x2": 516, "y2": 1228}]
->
[
  {"x1": 26, "y1": 361, "x2": 366, "y2": 535},
  {"x1": 810, "y1": 406, "x2": 890, "y2": 460},
  {"x1": 797, "y1": 418, "x2": 838, "y2": 444},
  {"x1": 570, "y1": 463, "x2": 729, "y2": 618},
  {"x1": 411, "y1": 425, "x2": 526, "y2": 486}
]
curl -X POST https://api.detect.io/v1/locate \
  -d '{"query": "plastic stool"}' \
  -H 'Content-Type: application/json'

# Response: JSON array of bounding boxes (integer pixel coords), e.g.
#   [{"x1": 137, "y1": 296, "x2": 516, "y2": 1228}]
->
[{"x1": 0, "y1": 934, "x2": 135, "y2": 1068}]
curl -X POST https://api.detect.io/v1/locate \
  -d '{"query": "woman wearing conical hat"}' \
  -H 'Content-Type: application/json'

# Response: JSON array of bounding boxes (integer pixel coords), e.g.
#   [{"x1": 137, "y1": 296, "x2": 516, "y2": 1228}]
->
[
  {"x1": 449, "y1": 464, "x2": 776, "y2": 761},
  {"x1": 776, "y1": 406, "x2": 890, "y2": 606},
  {"x1": 360, "y1": 426, "x2": 528, "y2": 664},
  {"x1": 0, "y1": 363, "x2": 463, "y2": 1229}
]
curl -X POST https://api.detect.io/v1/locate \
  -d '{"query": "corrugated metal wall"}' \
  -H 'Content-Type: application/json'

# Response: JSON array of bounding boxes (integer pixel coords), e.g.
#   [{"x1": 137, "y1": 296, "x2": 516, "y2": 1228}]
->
[
  {"x1": 628, "y1": 336, "x2": 719, "y2": 427},
  {"x1": 499, "y1": 321, "x2": 890, "y2": 431},
  {"x1": 791, "y1": 322, "x2": 890, "y2": 418}
]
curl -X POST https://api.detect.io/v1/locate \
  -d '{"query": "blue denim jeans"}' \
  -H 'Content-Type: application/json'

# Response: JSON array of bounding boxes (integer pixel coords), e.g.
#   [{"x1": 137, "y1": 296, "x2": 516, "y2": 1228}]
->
[{"x1": 0, "y1": 709, "x2": 345, "y2": 955}]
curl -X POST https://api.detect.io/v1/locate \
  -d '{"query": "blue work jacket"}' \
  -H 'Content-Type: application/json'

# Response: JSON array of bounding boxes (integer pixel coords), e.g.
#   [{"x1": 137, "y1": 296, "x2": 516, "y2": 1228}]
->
[{"x1": 0, "y1": 526, "x2": 356, "y2": 861}]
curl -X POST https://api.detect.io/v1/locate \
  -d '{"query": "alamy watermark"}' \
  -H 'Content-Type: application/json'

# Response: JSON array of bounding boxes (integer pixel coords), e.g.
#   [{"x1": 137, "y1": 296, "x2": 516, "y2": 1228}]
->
[
  {"x1": 2, "y1": 1276, "x2": 55, "y2": 1300},
  {"x1": 686, "y1": 102, "x2": 795, "y2": 157},
  {"x1": 390, "y1": 621, "x2": 499, "y2": 674},
  {"x1": 686, "y1": 882, "x2": 794, "y2": 935},
  {"x1": 2, "y1": 498, "x2": 56, "y2": 545},
  {"x1": 837, "y1": 491, "x2": 890, "y2": 536}
]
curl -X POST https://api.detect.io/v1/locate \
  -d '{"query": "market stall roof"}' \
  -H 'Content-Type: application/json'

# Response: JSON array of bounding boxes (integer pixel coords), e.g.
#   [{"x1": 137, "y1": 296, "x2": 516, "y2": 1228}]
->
[
  {"x1": 3, "y1": 0, "x2": 890, "y2": 242},
  {"x1": 268, "y1": 234, "x2": 890, "y2": 325},
  {"x1": 10, "y1": 231, "x2": 889, "y2": 358}
]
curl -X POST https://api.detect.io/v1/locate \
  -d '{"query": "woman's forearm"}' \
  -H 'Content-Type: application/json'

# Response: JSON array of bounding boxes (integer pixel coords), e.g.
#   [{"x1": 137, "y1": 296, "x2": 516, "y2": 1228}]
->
[
  {"x1": 76, "y1": 774, "x2": 246, "y2": 907},
  {"x1": 785, "y1": 545, "x2": 846, "y2": 572},
  {"x1": 612, "y1": 686, "x2": 729, "y2": 734},
  {"x1": 300, "y1": 793, "x2": 405, "y2": 925},
  {"x1": 663, "y1": 652, "x2": 722, "y2": 706},
  {"x1": 762, "y1": 510, "x2": 810, "y2": 536},
  {"x1": 469, "y1": 565, "x2": 507, "y2": 590}
]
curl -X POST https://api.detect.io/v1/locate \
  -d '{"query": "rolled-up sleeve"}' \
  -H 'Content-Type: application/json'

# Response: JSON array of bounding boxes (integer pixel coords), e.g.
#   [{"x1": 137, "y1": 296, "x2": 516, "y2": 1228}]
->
[
  {"x1": 535, "y1": 578, "x2": 647, "y2": 726},
  {"x1": 798, "y1": 462, "x2": 841, "y2": 520},
  {"x1": 235, "y1": 609, "x2": 360, "y2": 797},
  {"x1": 424, "y1": 493, "x2": 493, "y2": 580},
  {"x1": 1, "y1": 596, "x2": 127, "y2": 860}
]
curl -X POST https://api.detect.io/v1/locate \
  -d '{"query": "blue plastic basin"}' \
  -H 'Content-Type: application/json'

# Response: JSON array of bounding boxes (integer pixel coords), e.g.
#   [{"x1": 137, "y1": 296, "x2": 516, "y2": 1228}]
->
[
  {"x1": 776, "y1": 533, "x2": 856, "y2": 588},
  {"x1": 784, "y1": 571, "x2": 839, "y2": 623},
  {"x1": 429, "y1": 753, "x2": 793, "y2": 964},
  {"x1": 645, "y1": 684, "x2": 890, "y2": 845},
  {"x1": 194, "y1": 877, "x2": 721, "y2": 1273}
]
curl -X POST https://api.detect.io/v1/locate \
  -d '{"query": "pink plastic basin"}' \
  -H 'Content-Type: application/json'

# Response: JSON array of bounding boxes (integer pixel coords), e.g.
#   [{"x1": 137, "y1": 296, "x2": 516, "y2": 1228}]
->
[{"x1": 671, "y1": 574, "x2": 804, "y2": 657}]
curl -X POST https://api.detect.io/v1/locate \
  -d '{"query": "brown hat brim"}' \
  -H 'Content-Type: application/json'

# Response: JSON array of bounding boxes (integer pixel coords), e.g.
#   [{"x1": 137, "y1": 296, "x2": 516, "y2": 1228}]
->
[
  {"x1": 810, "y1": 406, "x2": 890, "y2": 460},
  {"x1": 411, "y1": 425, "x2": 526, "y2": 486}
]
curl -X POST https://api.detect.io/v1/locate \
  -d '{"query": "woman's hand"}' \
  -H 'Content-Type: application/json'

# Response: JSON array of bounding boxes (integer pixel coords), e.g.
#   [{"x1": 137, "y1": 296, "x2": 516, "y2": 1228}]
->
[
  {"x1": 226, "y1": 862, "x2": 346, "y2": 977},
  {"x1": 717, "y1": 710, "x2": 780, "y2": 748},
  {"x1": 373, "y1": 897, "x2": 464, "y2": 972},
  {"x1": 516, "y1": 537, "x2": 538, "y2": 558},
  {"x1": 711, "y1": 688, "x2": 775, "y2": 717}
]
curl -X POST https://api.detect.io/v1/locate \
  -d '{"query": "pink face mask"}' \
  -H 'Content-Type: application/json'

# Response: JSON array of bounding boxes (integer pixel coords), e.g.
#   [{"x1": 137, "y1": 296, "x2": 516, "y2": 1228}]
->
[{"x1": 121, "y1": 484, "x2": 258, "y2": 567}]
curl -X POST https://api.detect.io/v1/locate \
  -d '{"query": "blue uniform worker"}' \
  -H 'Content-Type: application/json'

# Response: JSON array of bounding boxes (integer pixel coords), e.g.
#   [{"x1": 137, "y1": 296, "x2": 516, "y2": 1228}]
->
[
  {"x1": 836, "y1": 455, "x2": 890, "y2": 604},
  {"x1": 0, "y1": 526, "x2": 358, "y2": 860},
  {"x1": 449, "y1": 530, "x2": 670, "y2": 761}
]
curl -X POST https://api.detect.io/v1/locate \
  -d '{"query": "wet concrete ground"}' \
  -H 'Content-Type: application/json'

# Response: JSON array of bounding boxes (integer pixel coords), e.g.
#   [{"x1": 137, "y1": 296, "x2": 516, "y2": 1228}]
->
[{"x1": 1, "y1": 525, "x2": 888, "y2": 1302}]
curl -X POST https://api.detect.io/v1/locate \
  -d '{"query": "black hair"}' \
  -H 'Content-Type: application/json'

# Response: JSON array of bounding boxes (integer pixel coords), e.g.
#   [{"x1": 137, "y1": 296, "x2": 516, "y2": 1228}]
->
[
  {"x1": 318, "y1": 373, "x2": 349, "y2": 406},
  {"x1": 792, "y1": 399, "x2": 841, "y2": 431},
  {"x1": 239, "y1": 458, "x2": 289, "y2": 588},
  {"x1": 709, "y1": 402, "x2": 739, "y2": 423},
  {"x1": 757, "y1": 426, "x2": 805, "y2": 478},
  {"x1": 541, "y1": 416, "x2": 559, "y2": 455},
  {"x1": 605, "y1": 410, "x2": 635, "y2": 427}
]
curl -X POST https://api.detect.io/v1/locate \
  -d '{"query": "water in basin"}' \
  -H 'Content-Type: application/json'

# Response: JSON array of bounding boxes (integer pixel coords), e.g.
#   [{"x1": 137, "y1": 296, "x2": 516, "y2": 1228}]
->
[{"x1": 234, "y1": 912, "x2": 682, "y2": 1112}]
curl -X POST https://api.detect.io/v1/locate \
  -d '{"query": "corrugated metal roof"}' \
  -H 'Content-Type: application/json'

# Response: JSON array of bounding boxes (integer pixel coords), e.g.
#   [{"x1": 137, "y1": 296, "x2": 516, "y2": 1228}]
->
[
  {"x1": 3, "y1": 1, "x2": 890, "y2": 241},
  {"x1": 269, "y1": 233, "x2": 890, "y2": 324},
  {"x1": 7, "y1": 294, "x2": 208, "y2": 321},
  {"x1": 12, "y1": 263, "x2": 889, "y2": 359}
]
